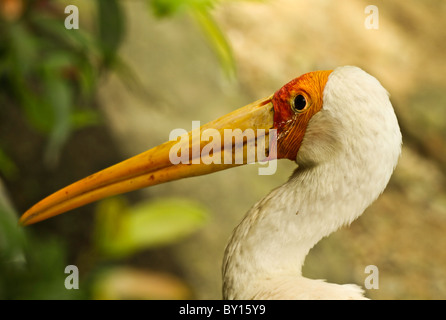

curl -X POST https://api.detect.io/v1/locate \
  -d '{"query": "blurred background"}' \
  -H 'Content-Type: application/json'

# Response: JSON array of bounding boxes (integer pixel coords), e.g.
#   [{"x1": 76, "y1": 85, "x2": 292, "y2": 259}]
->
[{"x1": 0, "y1": 0, "x2": 445, "y2": 299}]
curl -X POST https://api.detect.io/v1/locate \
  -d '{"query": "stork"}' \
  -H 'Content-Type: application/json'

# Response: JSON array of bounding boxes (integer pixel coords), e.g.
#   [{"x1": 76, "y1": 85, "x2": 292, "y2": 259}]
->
[{"x1": 19, "y1": 66, "x2": 402, "y2": 299}]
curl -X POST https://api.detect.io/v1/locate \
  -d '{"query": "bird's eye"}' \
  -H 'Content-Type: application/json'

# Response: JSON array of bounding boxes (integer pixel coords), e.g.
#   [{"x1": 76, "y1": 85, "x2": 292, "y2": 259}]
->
[{"x1": 292, "y1": 94, "x2": 307, "y2": 112}]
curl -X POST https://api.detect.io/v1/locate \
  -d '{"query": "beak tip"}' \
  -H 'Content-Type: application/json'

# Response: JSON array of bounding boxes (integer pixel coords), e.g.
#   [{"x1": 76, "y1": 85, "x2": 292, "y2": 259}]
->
[
  {"x1": 18, "y1": 211, "x2": 37, "y2": 227},
  {"x1": 18, "y1": 216, "x2": 29, "y2": 227}
]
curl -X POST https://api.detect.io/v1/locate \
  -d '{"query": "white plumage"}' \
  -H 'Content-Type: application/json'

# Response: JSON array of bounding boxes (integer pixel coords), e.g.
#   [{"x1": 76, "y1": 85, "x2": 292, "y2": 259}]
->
[{"x1": 222, "y1": 66, "x2": 402, "y2": 299}]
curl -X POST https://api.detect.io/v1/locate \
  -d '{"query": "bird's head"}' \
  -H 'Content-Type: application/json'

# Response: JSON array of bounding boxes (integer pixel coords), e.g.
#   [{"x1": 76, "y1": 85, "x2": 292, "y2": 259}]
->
[
  {"x1": 19, "y1": 66, "x2": 400, "y2": 226},
  {"x1": 272, "y1": 70, "x2": 331, "y2": 162},
  {"x1": 275, "y1": 66, "x2": 400, "y2": 169}
]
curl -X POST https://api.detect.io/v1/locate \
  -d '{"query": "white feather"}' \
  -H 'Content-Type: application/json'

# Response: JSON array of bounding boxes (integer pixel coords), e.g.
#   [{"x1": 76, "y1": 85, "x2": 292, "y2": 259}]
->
[{"x1": 222, "y1": 66, "x2": 402, "y2": 300}]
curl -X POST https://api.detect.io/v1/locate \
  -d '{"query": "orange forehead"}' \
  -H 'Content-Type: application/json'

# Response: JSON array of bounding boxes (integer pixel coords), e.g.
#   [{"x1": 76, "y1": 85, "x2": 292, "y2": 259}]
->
[{"x1": 272, "y1": 70, "x2": 332, "y2": 160}]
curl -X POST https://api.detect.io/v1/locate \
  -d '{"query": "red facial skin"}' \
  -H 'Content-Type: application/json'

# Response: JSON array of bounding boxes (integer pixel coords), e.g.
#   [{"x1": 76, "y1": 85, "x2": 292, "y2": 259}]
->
[{"x1": 273, "y1": 70, "x2": 333, "y2": 160}]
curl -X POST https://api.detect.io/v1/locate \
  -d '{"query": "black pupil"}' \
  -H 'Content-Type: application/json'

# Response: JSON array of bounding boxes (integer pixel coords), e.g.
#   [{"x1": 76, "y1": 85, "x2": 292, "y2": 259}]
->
[{"x1": 293, "y1": 95, "x2": 306, "y2": 111}]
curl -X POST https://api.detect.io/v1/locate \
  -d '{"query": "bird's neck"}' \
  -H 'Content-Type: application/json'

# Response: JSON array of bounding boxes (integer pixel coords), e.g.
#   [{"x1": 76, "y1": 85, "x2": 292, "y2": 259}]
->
[{"x1": 222, "y1": 148, "x2": 394, "y2": 299}]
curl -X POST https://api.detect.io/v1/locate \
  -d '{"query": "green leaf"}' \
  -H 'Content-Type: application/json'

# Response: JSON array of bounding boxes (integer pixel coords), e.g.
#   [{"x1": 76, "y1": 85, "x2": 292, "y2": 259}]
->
[
  {"x1": 70, "y1": 108, "x2": 101, "y2": 130},
  {"x1": 149, "y1": 0, "x2": 186, "y2": 17},
  {"x1": 41, "y1": 75, "x2": 73, "y2": 166},
  {"x1": 77, "y1": 59, "x2": 97, "y2": 99},
  {"x1": 190, "y1": 7, "x2": 236, "y2": 78},
  {"x1": 0, "y1": 185, "x2": 85, "y2": 299},
  {"x1": 40, "y1": 50, "x2": 74, "y2": 71},
  {"x1": 30, "y1": 13, "x2": 97, "y2": 54},
  {"x1": 0, "y1": 195, "x2": 25, "y2": 267},
  {"x1": 97, "y1": 0, "x2": 125, "y2": 67},
  {"x1": 94, "y1": 197, "x2": 208, "y2": 258},
  {"x1": 147, "y1": 0, "x2": 236, "y2": 78},
  {"x1": 19, "y1": 86, "x2": 54, "y2": 134},
  {"x1": 149, "y1": 0, "x2": 217, "y2": 17},
  {"x1": 8, "y1": 23, "x2": 39, "y2": 77}
]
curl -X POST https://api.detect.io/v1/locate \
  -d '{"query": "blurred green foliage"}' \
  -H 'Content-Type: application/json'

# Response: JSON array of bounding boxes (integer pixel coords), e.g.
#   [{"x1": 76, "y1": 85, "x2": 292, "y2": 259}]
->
[
  {"x1": 0, "y1": 191, "x2": 208, "y2": 299},
  {"x1": 94, "y1": 197, "x2": 208, "y2": 259},
  {"x1": 0, "y1": 0, "x2": 243, "y2": 300},
  {"x1": 0, "y1": 0, "x2": 118, "y2": 166},
  {"x1": 148, "y1": 0, "x2": 236, "y2": 77},
  {"x1": 0, "y1": 180, "x2": 85, "y2": 299},
  {"x1": 0, "y1": 0, "x2": 245, "y2": 173},
  {"x1": 0, "y1": 147, "x2": 18, "y2": 180}
]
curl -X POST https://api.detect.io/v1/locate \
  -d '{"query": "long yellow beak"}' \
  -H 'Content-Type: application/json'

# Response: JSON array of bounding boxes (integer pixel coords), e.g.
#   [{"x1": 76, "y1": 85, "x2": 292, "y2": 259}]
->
[{"x1": 19, "y1": 96, "x2": 275, "y2": 226}]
